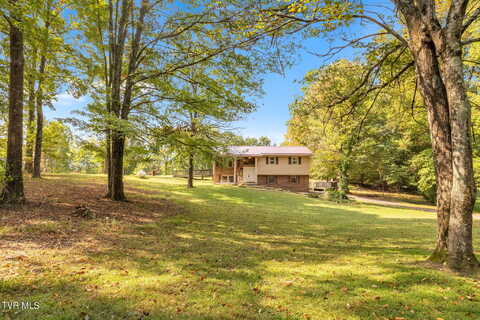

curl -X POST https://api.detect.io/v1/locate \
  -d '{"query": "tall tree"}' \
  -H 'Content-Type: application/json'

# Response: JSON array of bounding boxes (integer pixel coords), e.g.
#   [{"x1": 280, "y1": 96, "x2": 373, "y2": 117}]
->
[
  {"x1": 392, "y1": 0, "x2": 479, "y2": 272},
  {"x1": 32, "y1": 0, "x2": 53, "y2": 178},
  {"x1": 1, "y1": 0, "x2": 25, "y2": 204},
  {"x1": 247, "y1": 0, "x2": 480, "y2": 272},
  {"x1": 24, "y1": 47, "x2": 37, "y2": 174},
  {"x1": 287, "y1": 60, "x2": 388, "y2": 195},
  {"x1": 187, "y1": 111, "x2": 197, "y2": 189}
]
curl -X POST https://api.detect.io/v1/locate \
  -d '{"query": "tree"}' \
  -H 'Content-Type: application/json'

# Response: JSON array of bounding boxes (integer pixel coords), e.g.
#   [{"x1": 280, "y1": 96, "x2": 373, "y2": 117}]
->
[
  {"x1": 1, "y1": 0, "x2": 25, "y2": 205},
  {"x1": 391, "y1": 0, "x2": 479, "y2": 272},
  {"x1": 42, "y1": 121, "x2": 73, "y2": 172},
  {"x1": 24, "y1": 44, "x2": 38, "y2": 174},
  {"x1": 155, "y1": 61, "x2": 259, "y2": 188},
  {"x1": 287, "y1": 56, "x2": 435, "y2": 196},
  {"x1": 224, "y1": 133, "x2": 273, "y2": 146},
  {"x1": 31, "y1": 0, "x2": 71, "y2": 178},
  {"x1": 287, "y1": 60, "x2": 386, "y2": 195},
  {"x1": 251, "y1": 0, "x2": 480, "y2": 272}
]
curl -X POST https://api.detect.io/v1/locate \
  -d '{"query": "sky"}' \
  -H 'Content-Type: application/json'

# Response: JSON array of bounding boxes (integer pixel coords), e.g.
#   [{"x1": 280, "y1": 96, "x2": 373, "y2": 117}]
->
[
  {"x1": 46, "y1": 1, "x2": 393, "y2": 145},
  {"x1": 230, "y1": 38, "x2": 358, "y2": 144}
]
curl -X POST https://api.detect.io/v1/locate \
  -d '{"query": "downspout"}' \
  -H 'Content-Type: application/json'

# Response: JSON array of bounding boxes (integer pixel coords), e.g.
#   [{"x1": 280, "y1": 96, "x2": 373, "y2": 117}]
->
[{"x1": 212, "y1": 160, "x2": 216, "y2": 183}]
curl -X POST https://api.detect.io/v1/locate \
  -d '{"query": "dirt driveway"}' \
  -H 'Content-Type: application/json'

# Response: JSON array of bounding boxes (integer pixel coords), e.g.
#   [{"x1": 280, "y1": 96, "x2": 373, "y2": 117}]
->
[{"x1": 349, "y1": 194, "x2": 480, "y2": 221}]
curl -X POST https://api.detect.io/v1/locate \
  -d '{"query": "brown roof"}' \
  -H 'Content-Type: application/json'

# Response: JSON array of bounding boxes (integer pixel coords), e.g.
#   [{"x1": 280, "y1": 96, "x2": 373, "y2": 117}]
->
[{"x1": 227, "y1": 146, "x2": 312, "y2": 156}]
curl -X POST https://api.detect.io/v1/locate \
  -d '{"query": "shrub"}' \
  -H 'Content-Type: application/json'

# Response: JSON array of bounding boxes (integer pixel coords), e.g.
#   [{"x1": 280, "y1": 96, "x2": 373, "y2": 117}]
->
[{"x1": 326, "y1": 190, "x2": 349, "y2": 202}]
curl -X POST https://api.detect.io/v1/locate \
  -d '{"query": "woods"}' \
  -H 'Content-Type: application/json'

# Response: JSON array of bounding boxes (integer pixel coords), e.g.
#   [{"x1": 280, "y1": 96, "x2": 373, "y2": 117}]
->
[{"x1": 0, "y1": 0, "x2": 479, "y2": 286}]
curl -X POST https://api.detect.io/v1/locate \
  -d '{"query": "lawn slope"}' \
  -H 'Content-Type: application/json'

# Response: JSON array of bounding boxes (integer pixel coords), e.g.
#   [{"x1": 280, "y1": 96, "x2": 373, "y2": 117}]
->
[{"x1": 1, "y1": 174, "x2": 479, "y2": 320}]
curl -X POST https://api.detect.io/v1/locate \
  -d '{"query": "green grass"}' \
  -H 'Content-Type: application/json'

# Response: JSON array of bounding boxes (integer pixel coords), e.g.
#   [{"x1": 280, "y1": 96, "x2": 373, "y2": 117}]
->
[{"x1": 1, "y1": 174, "x2": 480, "y2": 320}]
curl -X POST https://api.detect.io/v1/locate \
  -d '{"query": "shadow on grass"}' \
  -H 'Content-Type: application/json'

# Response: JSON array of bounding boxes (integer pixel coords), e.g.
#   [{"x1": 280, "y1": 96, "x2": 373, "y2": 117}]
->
[{"x1": 2, "y1": 174, "x2": 479, "y2": 319}]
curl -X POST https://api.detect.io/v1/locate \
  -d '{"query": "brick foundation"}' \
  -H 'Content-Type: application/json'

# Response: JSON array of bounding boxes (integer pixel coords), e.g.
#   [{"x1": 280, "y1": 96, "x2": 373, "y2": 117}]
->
[{"x1": 257, "y1": 175, "x2": 309, "y2": 192}]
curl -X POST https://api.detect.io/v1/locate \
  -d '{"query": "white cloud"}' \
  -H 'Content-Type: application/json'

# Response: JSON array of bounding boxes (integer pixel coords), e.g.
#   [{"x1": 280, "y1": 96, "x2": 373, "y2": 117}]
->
[{"x1": 52, "y1": 92, "x2": 88, "y2": 109}]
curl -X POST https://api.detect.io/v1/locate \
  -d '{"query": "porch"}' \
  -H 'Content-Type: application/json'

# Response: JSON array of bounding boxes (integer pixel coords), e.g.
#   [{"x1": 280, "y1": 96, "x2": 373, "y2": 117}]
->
[{"x1": 213, "y1": 156, "x2": 258, "y2": 185}]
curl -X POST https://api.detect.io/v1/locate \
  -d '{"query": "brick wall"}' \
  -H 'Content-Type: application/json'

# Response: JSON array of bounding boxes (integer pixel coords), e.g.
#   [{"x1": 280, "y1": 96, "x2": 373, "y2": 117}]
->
[{"x1": 257, "y1": 175, "x2": 309, "y2": 192}]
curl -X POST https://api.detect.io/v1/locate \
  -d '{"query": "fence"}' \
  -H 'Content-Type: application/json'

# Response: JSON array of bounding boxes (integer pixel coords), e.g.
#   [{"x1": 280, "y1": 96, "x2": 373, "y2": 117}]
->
[
  {"x1": 311, "y1": 181, "x2": 338, "y2": 192},
  {"x1": 172, "y1": 169, "x2": 212, "y2": 179}
]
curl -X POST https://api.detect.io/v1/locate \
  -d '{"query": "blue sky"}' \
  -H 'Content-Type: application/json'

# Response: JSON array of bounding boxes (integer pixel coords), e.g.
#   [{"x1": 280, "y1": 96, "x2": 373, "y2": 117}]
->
[
  {"x1": 230, "y1": 38, "x2": 359, "y2": 144},
  {"x1": 47, "y1": 1, "x2": 392, "y2": 144}
]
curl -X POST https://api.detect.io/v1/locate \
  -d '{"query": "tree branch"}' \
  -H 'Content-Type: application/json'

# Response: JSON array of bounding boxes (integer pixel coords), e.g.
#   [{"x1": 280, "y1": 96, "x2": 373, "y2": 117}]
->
[
  {"x1": 462, "y1": 37, "x2": 480, "y2": 45},
  {"x1": 351, "y1": 14, "x2": 408, "y2": 47},
  {"x1": 462, "y1": 5, "x2": 480, "y2": 34}
]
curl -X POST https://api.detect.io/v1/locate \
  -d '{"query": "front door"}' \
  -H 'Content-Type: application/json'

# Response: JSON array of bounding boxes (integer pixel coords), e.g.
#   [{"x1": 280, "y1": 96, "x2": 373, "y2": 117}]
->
[{"x1": 243, "y1": 167, "x2": 256, "y2": 183}]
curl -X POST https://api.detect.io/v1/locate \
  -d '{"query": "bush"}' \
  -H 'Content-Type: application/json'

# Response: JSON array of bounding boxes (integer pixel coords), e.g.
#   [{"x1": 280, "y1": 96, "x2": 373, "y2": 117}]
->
[{"x1": 327, "y1": 190, "x2": 348, "y2": 201}]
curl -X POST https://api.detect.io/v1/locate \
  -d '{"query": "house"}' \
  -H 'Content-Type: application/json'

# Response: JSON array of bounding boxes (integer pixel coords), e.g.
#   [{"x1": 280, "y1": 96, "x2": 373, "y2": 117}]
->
[{"x1": 213, "y1": 146, "x2": 312, "y2": 192}]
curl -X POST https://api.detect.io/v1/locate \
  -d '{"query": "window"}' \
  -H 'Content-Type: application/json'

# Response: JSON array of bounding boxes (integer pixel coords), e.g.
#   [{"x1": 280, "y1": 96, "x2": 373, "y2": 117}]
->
[
  {"x1": 288, "y1": 176, "x2": 299, "y2": 184},
  {"x1": 267, "y1": 176, "x2": 277, "y2": 184},
  {"x1": 227, "y1": 159, "x2": 234, "y2": 168},
  {"x1": 266, "y1": 157, "x2": 278, "y2": 165},
  {"x1": 288, "y1": 157, "x2": 302, "y2": 165},
  {"x1": 221, "y1": 175, "x2": 234, "y2": 183}
]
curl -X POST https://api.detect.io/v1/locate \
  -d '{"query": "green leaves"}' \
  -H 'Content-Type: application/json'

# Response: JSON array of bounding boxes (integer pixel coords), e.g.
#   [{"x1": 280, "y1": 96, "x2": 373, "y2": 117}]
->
[{"x1": 287, "y1": 57, "x2": 433, "y2": 194}]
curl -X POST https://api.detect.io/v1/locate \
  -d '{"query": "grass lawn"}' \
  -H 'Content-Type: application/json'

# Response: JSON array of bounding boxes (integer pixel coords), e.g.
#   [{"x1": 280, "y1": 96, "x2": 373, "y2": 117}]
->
[{"x1": 1, "y1": 174, "x2": 480, "y2": 320}]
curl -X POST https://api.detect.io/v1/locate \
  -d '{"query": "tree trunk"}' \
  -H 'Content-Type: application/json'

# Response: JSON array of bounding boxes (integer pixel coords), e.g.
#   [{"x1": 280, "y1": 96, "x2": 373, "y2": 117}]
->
[
  {"x1": 110, "y1": 131, "x2": 126, "y2": 201},
  {"x1": 411, "y1": 38, "x2": 453, "y2": 263},
  {"x1": 442, "y1": 45, "x2": 479, "y2": 271},
  {"x1": 187, "y1": 152, "x2": 194, "y2": 188},
  {"x1": 32, "y1": 2, "x2": 50, "y2": 179},
  {"x1": 105, "y1": 129, "x2": 113, "y2": 197},
  {"x1": 32, "y1": 54, "x2": 47, "y2": 179},
  {"x1": 107, "y1": 0, "x2": 149, "y2": 200},
  {"x1": 338, "y1": 158, "x2": 349, "y2": 194},
  {"x1": 104, "y1": 0, "x2": 130, "y2": 201},
  {"x1": 1, "y1": 17, "x2": 25, "y2": 205},
  {"x1": 24, "y1": 64, "x2": 37, "y2": 174}
]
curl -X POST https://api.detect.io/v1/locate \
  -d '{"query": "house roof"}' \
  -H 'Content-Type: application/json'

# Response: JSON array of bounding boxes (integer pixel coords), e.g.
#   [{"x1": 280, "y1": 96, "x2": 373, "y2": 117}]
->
[{"x1": 226, "y1": 146, "x2": 313, "y2": 157}]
